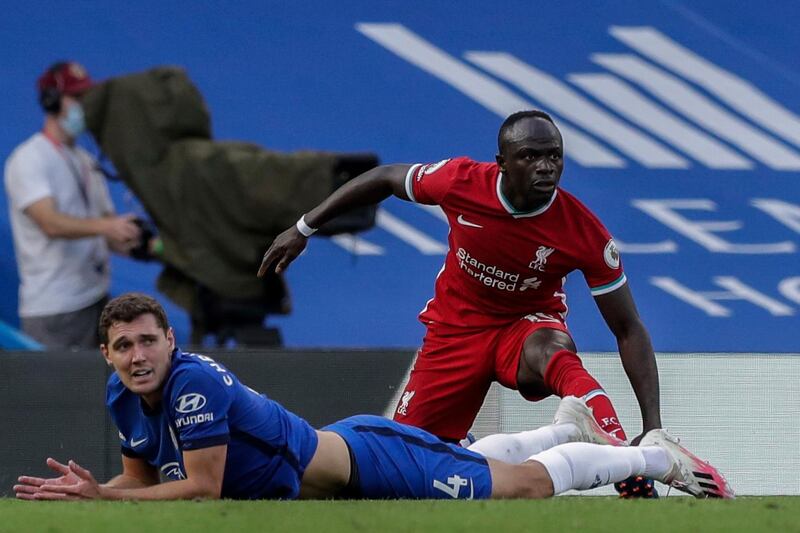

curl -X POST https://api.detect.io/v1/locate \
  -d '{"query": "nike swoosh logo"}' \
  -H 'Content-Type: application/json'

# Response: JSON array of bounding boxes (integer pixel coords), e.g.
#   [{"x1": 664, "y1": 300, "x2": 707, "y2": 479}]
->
[
  {"x1": 457, "y1": 214, "x2": 483, "y2": 228},
  {"x1": 130, "y1": 437, "x2": 148, "y2": 447}
]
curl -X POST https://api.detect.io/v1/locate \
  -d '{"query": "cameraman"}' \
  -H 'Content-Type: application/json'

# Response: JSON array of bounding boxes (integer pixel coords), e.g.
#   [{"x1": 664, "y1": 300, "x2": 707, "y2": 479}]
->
[{"x1": 3, "y1": 61, "x2": 141, "y2": 349}]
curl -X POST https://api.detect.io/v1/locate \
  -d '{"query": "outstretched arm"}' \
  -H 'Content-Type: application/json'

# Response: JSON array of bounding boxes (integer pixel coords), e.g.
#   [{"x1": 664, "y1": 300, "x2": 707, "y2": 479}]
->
[
  {"x1": 25, "y1": 197, "x2": 141, "y2": 248},
  {"x1": 16, "y1": 445, "x2": 227, "y2": 501},
  {"x1": 257, "y1": 164, "x2": 412, "y2": 276},
  {"x1": 15, "y1": 455, "x2": 158, "y2": 500},
  {"x1": 105, "y1": 455, "x2": 161, "y2": 489},
  {"x1": 594, "y1": 284, "x2": 661, "y2": 443}
]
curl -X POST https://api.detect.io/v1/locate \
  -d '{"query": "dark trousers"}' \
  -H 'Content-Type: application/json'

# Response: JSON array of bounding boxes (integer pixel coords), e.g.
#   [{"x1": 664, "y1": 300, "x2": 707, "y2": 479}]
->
[{"x1": 21, "y1": 295, "x2": 109, "y2": 350}]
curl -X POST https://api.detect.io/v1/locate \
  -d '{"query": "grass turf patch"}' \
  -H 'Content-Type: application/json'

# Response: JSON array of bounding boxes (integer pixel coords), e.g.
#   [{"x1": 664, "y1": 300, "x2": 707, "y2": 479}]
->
[{"x1": 1, "y1": 497, "x2": 798, "y2": 533}]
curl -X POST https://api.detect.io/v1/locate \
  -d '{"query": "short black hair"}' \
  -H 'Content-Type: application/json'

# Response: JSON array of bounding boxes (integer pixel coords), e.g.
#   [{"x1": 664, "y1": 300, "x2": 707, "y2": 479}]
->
[
  {"x1": 99, "y1": 293, "x2": 170, "y2": 345},
  {"x1": 498, "y1": 110, "x2": 556, "y2": 152}
]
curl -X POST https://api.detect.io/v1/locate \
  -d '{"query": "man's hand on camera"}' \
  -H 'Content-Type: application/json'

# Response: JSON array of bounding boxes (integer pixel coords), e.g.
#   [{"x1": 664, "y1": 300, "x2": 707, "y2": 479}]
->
[
  {"x1": 107, "y1": 236, "x2": 136, "y2": 255},
  {"x1": 102, "y1": 214, "x2": 141, "y2": 243},
  {"x1": 258, "y1": 226, "x2": 308, "y2": 277}
]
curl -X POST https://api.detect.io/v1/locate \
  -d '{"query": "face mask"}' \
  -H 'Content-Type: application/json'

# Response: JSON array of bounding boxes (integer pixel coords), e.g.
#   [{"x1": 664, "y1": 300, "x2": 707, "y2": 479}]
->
[{"x1": 59, "y1": 102, "x2": 86, "y2": 138}]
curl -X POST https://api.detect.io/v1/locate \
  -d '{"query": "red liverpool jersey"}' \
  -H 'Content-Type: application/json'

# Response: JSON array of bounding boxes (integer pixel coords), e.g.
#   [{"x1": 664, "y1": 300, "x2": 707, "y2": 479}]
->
[{"x1": 405, "y1": 157, "x2": 626, "y2": 329}]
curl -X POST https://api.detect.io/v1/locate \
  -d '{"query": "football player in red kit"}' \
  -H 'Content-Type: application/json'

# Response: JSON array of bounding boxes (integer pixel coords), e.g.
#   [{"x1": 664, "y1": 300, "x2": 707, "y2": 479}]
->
[{"x1": 259, "y1": 111, "x2": 661, "y2": 497}]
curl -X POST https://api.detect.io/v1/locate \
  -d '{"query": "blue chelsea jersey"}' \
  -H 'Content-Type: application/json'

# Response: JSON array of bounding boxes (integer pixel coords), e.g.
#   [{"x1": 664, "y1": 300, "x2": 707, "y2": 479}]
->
[{"x1": 106, "y1": 349, "x2": 319, "y2": 499}]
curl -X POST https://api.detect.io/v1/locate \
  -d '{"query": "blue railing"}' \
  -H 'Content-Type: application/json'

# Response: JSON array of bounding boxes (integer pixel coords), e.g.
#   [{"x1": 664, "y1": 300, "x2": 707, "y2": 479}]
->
[{"x1": 0, "y1": 320, "x2": 43, "y2": 350}]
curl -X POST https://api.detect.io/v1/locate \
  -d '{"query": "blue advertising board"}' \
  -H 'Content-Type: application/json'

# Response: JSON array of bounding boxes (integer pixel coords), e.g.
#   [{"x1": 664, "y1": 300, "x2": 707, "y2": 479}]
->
[{"x1": 1, "y1": 1, "x2": 798, "y2": 351}]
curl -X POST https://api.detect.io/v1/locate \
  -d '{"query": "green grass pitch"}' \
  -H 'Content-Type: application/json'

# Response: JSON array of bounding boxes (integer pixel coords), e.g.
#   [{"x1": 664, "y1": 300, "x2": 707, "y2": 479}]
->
[{"x1": 2, "y1": 497, "x2": 799, "y2": 533}]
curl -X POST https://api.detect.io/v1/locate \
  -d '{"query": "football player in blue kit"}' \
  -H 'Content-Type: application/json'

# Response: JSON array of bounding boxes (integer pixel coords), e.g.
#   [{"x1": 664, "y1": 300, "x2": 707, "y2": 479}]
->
[{"x1": 14, "y1": 294, "x2": 733, "y2": 501}]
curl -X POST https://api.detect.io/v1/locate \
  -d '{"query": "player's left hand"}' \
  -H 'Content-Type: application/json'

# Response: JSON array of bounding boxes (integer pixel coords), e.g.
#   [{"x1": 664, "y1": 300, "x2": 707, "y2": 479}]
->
[{"x1": 31, "y1": 459, "x2": 103, "y2": 500}]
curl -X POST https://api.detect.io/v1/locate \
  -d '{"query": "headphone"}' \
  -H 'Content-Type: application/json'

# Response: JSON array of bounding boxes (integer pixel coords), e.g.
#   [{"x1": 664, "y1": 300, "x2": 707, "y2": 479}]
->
[{"x1": 39, "y1": 62, "x2": 69, "y2": 114}]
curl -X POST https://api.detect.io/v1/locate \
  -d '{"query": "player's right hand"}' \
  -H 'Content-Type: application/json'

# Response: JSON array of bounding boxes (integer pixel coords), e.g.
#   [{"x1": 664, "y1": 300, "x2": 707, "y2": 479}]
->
[
  {"x1": 14, "y1": 457, "x2": 82, "y2": 500},
  {"x1": 103, "y1": 213, "x2": 141, "y2": 243},
  {"x1": 33, "y1": 460, "x2": 103, "y2": 500},
  {"x1": 257, "y1": 225, "x2": 308, "y2": 277}
]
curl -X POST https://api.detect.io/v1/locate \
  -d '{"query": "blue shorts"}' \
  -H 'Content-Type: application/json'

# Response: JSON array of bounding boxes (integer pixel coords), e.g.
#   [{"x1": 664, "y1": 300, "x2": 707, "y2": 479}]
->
[{"x1": 323, "y1": 415, "x2": 492, "y2": 499}]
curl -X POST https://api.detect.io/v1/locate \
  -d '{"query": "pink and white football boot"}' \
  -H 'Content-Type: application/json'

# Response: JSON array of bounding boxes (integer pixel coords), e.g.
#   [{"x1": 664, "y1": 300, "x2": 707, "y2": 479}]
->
[
  {"x1": 641, "y1": 428, "x2": 735, "y2": 499},
  {"x1": 553, "y1": 396, "x2": 627, "y2": 447}
]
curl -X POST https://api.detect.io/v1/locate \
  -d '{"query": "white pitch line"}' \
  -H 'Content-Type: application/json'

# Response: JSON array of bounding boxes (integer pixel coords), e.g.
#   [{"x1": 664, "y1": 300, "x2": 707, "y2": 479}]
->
[
  {"x1": 466, "y1": 51, "x2": 688, "y2": 169},
  {"x1": 569, "y1": 73, "x2": 752, "y2": 169},
  {"x1": 415, "y1": 203, "x2": 449, "y2": 223},
  {"x1": 611, "y1": 26, "x2": 800, "y2": 149},
  {"x1": 376, "y1": 209, "x2": 447, "y2": 255},
  {"x1": 329, "y1": 234, "x2": 385, "y2": 255},
  {"x1": 593, "y1": 54, "x2": 800, "y2": 170},
  {"x1": 356, "y1": 22, "x2": 625, "y2": 168}
]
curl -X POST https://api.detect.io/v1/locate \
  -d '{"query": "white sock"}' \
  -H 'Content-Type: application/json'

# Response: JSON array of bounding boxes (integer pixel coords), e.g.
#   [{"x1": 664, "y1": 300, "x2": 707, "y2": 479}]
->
[
  {"x1": 528, "y1": 442, "x2": 648, "y2": 495},
  {"x1": 640, "y1": 446, "x2": 672, "y2": 479},
  {"x1": 468, "y1": 423, "x2": 578, "y2": 464}
]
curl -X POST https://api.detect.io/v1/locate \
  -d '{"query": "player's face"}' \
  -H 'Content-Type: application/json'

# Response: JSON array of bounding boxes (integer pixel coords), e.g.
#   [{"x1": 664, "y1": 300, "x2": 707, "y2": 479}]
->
[
  {"x1": 101, "y1": 313, "x2": 175, "y2": 406},
  {"x1": 497, "y1": 117, "x2": 564, "y2": 210}
]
